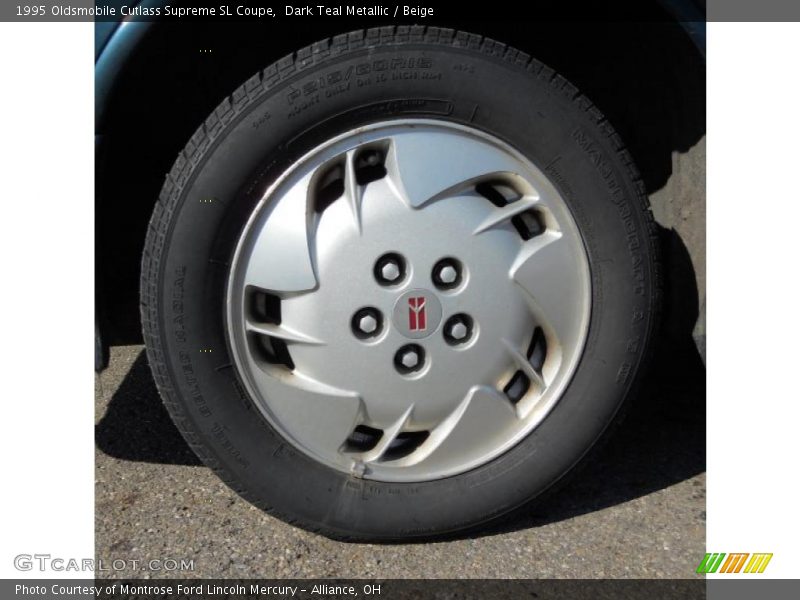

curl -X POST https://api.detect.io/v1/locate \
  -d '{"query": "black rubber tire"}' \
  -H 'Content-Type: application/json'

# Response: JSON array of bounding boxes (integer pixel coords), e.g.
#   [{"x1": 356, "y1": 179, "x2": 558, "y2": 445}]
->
[{"x1": 141, "y1": 26, "x2": 660, "y2": 541}]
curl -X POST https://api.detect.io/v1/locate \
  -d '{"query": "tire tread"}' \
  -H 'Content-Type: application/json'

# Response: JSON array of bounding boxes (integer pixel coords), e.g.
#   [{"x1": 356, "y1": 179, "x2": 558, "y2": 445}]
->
[{"x1": 140, "y1": 26, "x2": 662, "y2": 542}]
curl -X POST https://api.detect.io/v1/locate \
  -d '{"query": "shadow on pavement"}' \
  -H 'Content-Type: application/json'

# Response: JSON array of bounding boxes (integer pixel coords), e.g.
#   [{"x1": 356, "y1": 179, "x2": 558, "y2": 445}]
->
[{"x1": 96, "y1": 352, "x2": 201, "y2": 467}]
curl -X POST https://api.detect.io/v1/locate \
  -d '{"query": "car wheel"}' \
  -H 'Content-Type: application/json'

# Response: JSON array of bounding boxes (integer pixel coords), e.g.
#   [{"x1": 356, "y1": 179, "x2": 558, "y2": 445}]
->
[{"x1": 141, "y1": 27, "x2": 660, "y2": 540}]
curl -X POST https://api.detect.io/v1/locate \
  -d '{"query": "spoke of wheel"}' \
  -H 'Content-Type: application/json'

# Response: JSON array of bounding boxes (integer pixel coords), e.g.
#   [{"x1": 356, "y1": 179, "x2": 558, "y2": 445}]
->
[
  {"x1": 245, "y1": 319, "x2": 323, "y2": 345},
  {"x1": 472, "y1": 194, "x2": 541, "y2": 235},
  {"x1": 510, "y1": 230, "x2": 588, "y2": 354},
  {"x1": 342, "y1": 149, "x2": 363, "y2": 233},
  {"x1": 250, "y1": 365, "x2": 363, "y2": 461},
  {"x1": 385, "y1": 130, "x2": 524, "y2": 208},
  {"x1": 502, "y1": 339, "x2": 545, "y2": 389},
  {"x1": 242, "y1": 170, "x2": 317, "y2": 293},
  {"x1": 394, "y1": 385, "x2": 518, "y2": 468},
  {"x1": 358, "y1": 405, "x2": 414, "y2": 464}
]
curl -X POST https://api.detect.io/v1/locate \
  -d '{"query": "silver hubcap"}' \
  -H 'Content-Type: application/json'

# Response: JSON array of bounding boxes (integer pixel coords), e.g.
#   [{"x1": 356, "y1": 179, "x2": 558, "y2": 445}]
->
[{"x1": 227, "y1": 120, "x2": 591, "y2": 482}]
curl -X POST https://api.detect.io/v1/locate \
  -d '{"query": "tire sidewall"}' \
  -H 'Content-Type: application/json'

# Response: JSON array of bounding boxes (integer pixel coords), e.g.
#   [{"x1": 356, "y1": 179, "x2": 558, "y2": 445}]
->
[{"x1": 151, "y1": 41, "x2": 656, "y2": 538}]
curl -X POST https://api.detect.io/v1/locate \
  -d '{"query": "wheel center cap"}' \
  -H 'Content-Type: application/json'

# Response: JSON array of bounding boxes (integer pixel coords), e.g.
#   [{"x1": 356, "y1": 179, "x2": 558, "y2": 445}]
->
[{"x1": 393, "y1": 289, "x2": 443, "y2": 339}]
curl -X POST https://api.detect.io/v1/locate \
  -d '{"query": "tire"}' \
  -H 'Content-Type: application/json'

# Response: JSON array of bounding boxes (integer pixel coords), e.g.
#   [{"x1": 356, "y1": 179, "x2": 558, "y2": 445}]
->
[{"x1": 141, "y1": 26, "x2": 660, "y2": 540}]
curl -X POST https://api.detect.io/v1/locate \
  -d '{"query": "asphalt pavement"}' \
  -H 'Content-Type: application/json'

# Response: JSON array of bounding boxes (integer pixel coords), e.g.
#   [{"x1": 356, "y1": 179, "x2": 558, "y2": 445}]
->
[{"x1": 95, "y1": 335, "x2": 705, "y2": 579}]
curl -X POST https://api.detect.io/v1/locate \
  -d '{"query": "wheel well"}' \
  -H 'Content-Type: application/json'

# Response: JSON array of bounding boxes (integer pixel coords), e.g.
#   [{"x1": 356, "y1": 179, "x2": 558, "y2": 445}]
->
[{"x1": 96, "y1": 19, "x2": 704, "y2": 344}]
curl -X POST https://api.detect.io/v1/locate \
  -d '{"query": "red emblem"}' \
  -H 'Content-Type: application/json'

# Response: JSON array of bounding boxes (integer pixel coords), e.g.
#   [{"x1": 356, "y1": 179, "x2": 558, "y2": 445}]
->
[{"x1": 408, "y1": 297, "x2": 427, "y2": 332}]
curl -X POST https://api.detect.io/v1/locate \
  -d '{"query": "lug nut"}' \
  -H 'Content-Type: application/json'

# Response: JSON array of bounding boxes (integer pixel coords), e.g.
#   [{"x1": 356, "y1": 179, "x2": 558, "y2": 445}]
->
[
  {"x1": 374, "y1": 253, "x2": 406, "y2": 286},
  {"x1": 438, "y1": 265, "x2": 458, "y2": 284},
  {"x1": 433, "y1": 258, "x2": 463, "y2": 289},
  {"x1": 381, "y1": 261, "x2": 401, "y2": 283},
  {"x1": 444, "y1": 314, "x2": 474, "y2": 346},
  {"x1": 395, "y1": 344, "x2": 425, "y2": 374},
  {"x1": 358, "y1": 314, "x2": 378, "y2": 334},
  {"x1": 447, "y1": 320, "x2": 468, "y2": 341},
  {"x1": 352, "y1": 307, "x2": 383, "y2": 340},
  {"x1": 401, "y1": 350, "x2": 419, "y2": 369}
]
